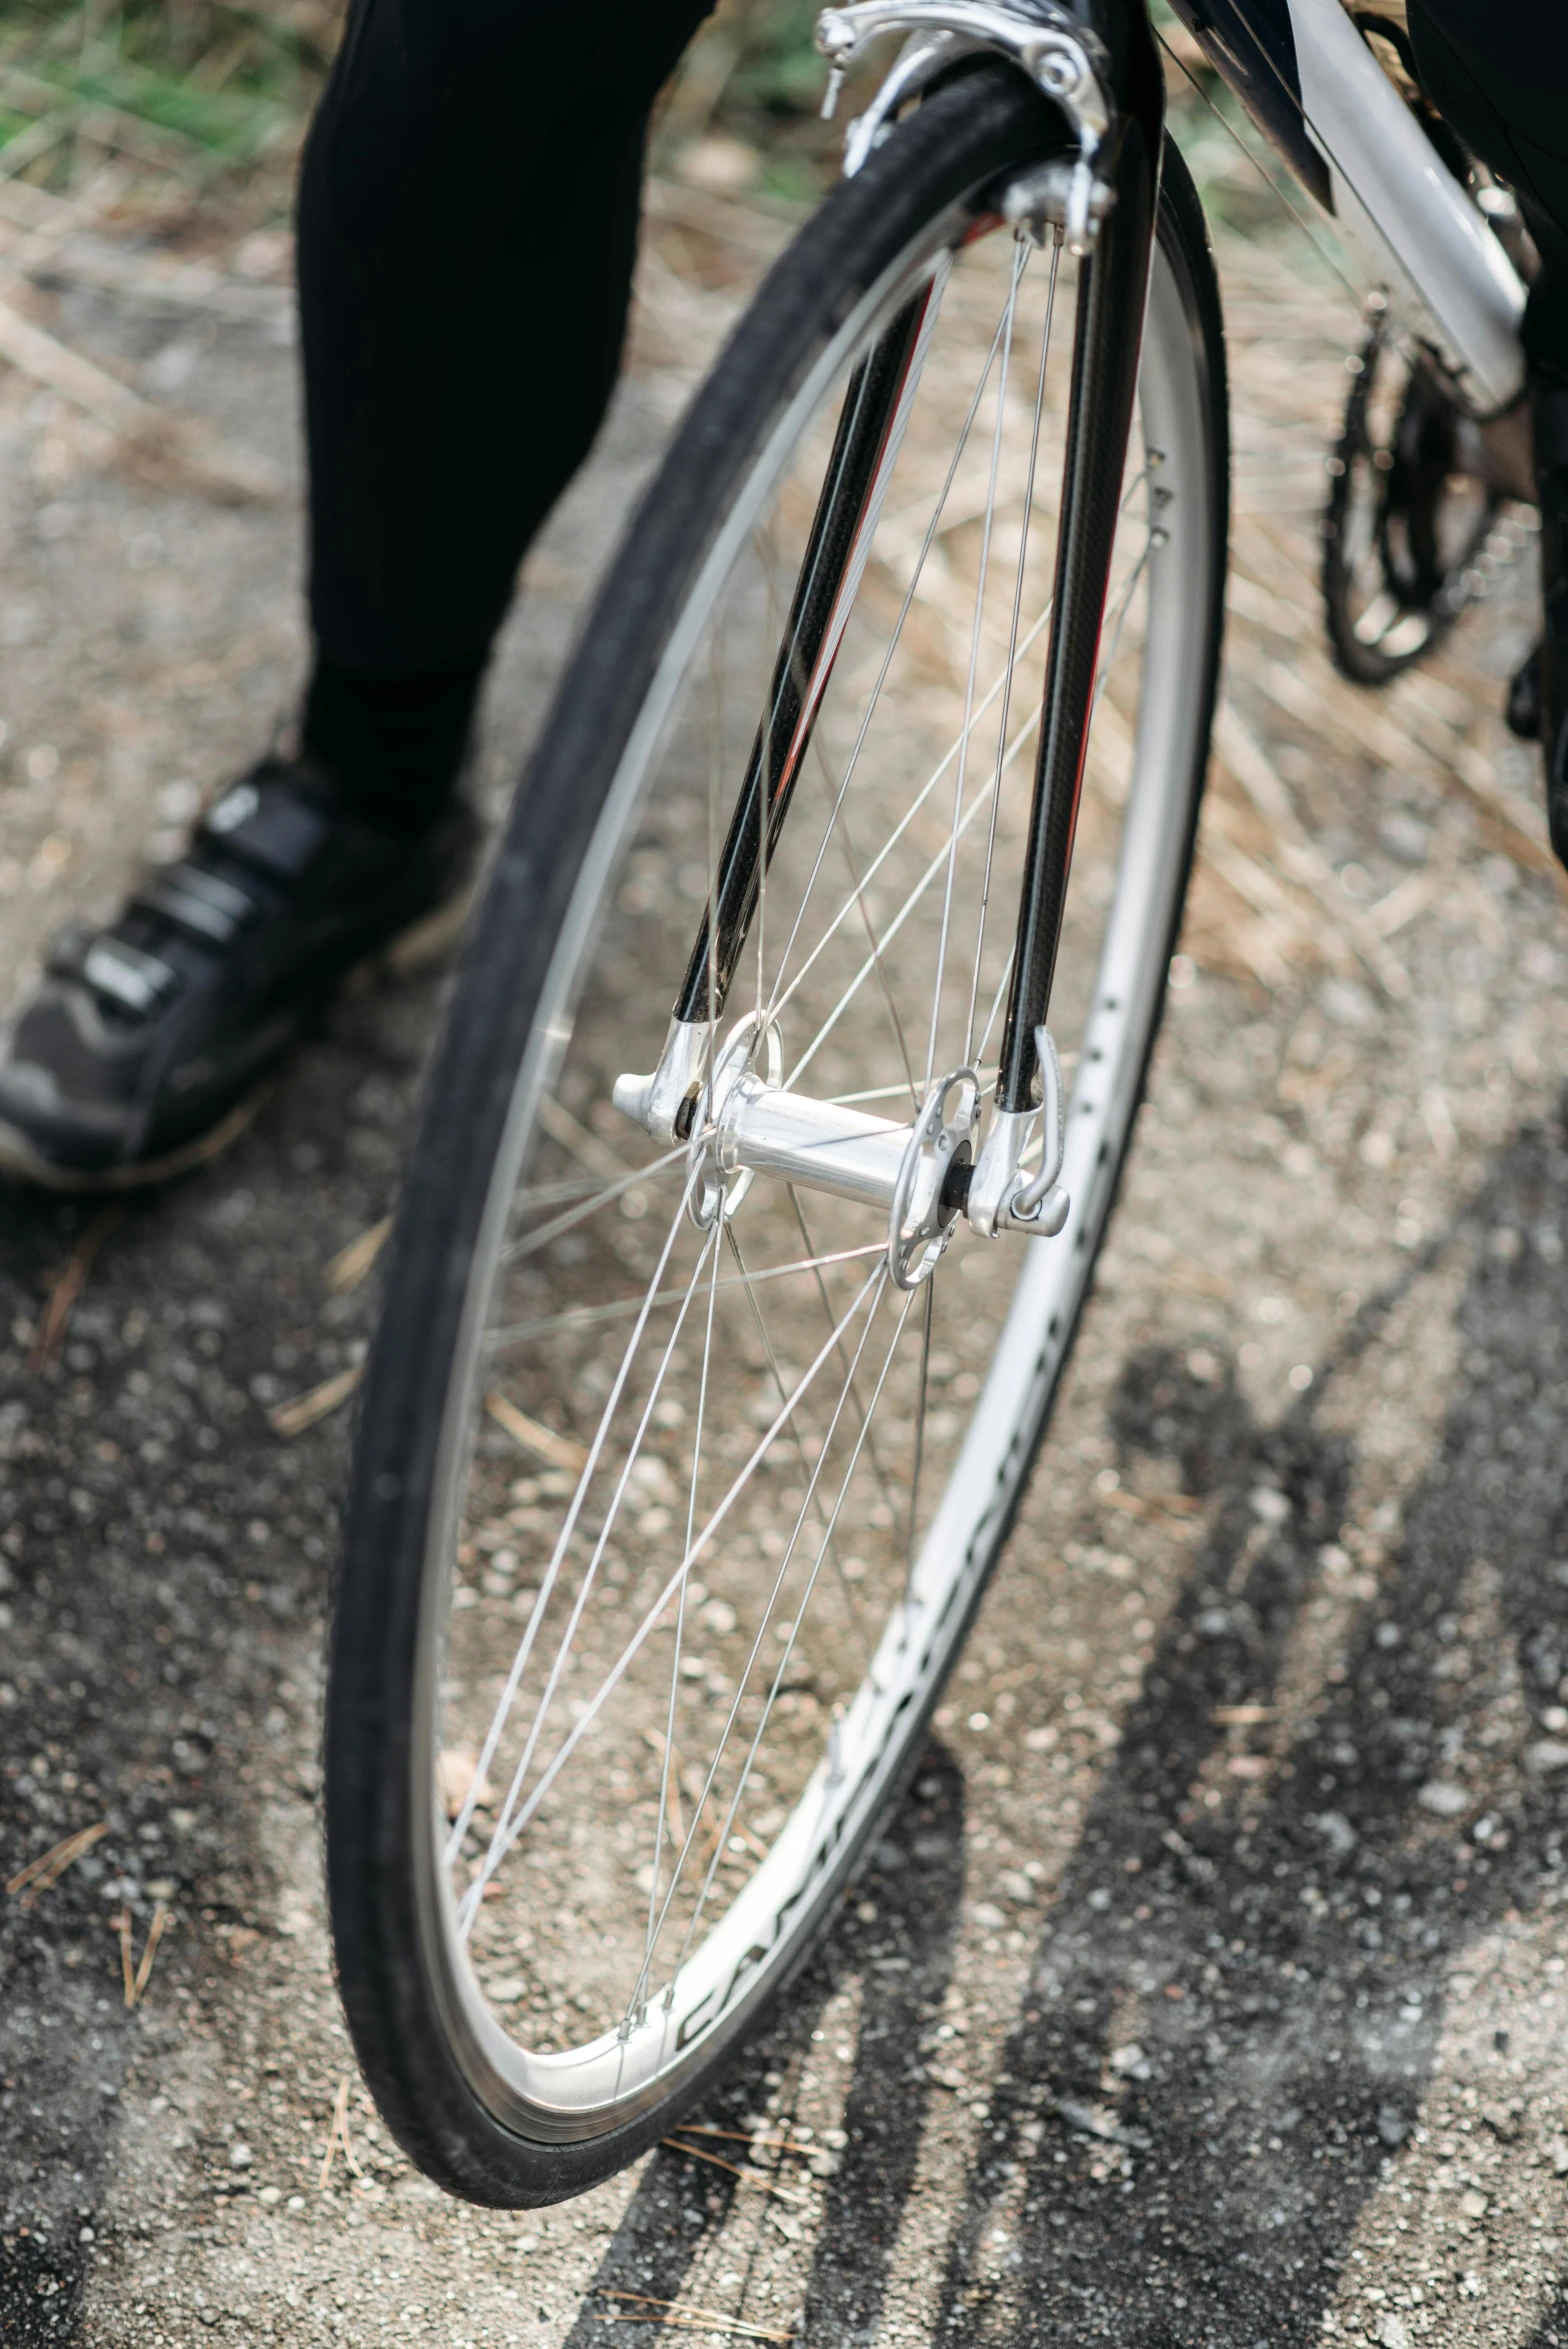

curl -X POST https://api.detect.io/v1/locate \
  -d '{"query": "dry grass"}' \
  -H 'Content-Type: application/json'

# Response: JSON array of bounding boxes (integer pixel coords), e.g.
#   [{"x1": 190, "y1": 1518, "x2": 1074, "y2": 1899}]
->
[{"x1": 5, "y1": 1816, "x2": 110, "y2": 1899}]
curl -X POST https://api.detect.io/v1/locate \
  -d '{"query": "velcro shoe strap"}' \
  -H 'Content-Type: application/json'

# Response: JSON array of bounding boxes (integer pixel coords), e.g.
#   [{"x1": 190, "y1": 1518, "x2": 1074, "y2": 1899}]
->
[
  {"x1": 137, "y1": 861, "x2": 258, "y2": 948},
  {"x1": 80, "y1": 937, "x2": 179, "y2": 1017},
  {"x1": 196, "y1": 774, "x2": 333, "y2": 884},
  {"x1": 44, "y1": 918, "x2": 97, "y2": 982}
]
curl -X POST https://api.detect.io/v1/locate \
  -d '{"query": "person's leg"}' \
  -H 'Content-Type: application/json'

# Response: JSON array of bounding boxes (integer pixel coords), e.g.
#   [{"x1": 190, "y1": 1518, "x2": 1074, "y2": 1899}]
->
[
  {"x1": 0, "y1": 0, "x2": 715, "y2": 1184},
  {"x1": 1408, "y1": 2, "x2": 1568, "y2": 851},
  {"x1": 296, "y1": 0, "x2": 715, "y2": 835}
]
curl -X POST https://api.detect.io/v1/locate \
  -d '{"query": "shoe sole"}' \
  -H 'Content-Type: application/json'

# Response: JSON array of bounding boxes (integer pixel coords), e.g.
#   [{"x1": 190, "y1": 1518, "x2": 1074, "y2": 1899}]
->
[
  {"x1": 0, "y1": 1084, "x2": 275, "y2": 1195},
  {"x1": 0, "y1": 882, "x2": 477, "y2": 1196}
]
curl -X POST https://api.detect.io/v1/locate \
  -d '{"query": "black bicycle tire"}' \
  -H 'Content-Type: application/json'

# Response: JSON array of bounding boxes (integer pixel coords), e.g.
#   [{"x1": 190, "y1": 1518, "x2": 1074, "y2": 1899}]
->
[{"x1": 325, "y1": 88, "x2": 1229, "y2": 2209}]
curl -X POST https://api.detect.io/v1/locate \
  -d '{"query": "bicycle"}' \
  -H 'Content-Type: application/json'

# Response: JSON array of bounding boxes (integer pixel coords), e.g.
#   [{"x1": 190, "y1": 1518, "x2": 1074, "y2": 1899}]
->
[{"x1": 322, "y1": 0, "x2": 1532, "y2": 2205}]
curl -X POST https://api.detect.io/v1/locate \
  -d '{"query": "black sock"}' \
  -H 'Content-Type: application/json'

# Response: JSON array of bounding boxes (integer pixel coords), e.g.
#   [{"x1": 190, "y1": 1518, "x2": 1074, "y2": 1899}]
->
[{"x1": 302, "y1": 655, "x2": 486, "y2": 838}]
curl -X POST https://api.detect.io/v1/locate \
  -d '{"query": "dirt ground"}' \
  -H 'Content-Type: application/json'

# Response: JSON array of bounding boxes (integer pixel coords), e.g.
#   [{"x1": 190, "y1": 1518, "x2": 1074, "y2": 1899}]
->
[{"x1": 5, "y1": 128, "x2": 1568, "y2": 2349}]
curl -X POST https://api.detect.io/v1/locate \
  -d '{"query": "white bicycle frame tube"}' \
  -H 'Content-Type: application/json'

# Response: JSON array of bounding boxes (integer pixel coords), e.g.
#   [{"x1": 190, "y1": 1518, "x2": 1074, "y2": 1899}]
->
[{"x1": 1284, "y1": 0, "x2": 1524, "y2": 412}]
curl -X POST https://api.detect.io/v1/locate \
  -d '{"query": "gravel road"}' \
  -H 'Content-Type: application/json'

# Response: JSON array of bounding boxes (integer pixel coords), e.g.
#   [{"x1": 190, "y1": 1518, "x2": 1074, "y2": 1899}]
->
[{"x1": 6, "y1": 149, "x2": 1568, "y2": 2349}]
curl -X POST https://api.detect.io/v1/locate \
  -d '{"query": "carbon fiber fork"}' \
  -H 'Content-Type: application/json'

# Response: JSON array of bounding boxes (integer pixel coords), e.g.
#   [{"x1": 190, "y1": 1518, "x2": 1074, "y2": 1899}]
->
[
  {"x1": 992, "y1": 7, "x2": 1166, "y2": 1117},
  {"x1": 673, "y1": 292, "x2": 929, "y2": 1028}
]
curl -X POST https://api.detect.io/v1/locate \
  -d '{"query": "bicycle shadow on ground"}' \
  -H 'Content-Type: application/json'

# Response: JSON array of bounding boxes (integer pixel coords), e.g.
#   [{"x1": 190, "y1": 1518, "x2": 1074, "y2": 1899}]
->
[
  {"x1": 563, "y1": 1744, "x2": 968, "y2": 2349},
  {"x1": 931, "y1": 1103, "x2": 1568, "y2": 2345}
]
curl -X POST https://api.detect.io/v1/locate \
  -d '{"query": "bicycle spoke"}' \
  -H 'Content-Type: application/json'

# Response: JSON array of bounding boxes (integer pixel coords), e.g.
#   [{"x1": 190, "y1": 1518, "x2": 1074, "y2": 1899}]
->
[
  {"x1": 724, "y1": 1217, "x2": 873, "y2": 1658},
  {"x1": 466, "y1": 1263, "x2": 889, "y2": 1905},
  {"x1": 500, "y1": 1143, "x2": 687, "y2": 1267},
  {"x1": 766, "y1": 260, "x2": 1007, "y2": 1009},
  {"x1": 647, "y1": 1271, "x2": 900, "y2": 1974},
  {"x1": 766, "y1": 590, "x2": 1055, "y2": 1038},
  {"x1": 753, "y1": 509, "x2": 782, "y2": 1024},
  {"x1": 476, "y1": 1222, "x2": 729, "y2": 1921},
  {"x1": 783, "y1": 678, "x2": 1049, "y2": 1094},
  {"x1": 772, "y1": 443, "x2": 1155, "y2": 1061},
  {"x1": 1092, "y1": 514, "x2": 1157, "y2": 724},
  {"x1": 810, "y1": 729, "x2": 920, "y2": 1108},
  {"x1": 484, "y1": 1239, "x2": 888, "y2": 1350},
  {"x1": 905, "y1": 1276, "x2": 936, "y2": 1587},
  {"x1": 741, "y1": 285, "x2": 940, "y2": 1031},
  {"x1": 926, "y1": 233, "x2": 1028, "y2": 1087},
  {"x1": 786, "y1": 1182, "x2": 902, "y2": 1529},
  {"x1": 632, "y1": 1202, "x2": 725, "y2": 2017},
  {"x1": 964, "y1": 237, "x2": 1060, "y2": 1062},
  {"x1": 974, "y1": 939, "x2": 1018, "y2": 1072},
  {"x1": 667, "y1": 1280, "x2": 913, "y2": 1976},
  {"x1": 447, "y1": 1169, "x2": 716, "y2": 1877}
]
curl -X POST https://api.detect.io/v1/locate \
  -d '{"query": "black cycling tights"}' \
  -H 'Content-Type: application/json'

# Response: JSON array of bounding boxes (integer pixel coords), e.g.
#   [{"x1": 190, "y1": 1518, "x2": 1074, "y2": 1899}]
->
[
  {"x1": 295, "y1": 0, "x2": 714, "y2": 830},
  {"x1": 295, "y1": 0, "x2": 1564, "y2": 832}
]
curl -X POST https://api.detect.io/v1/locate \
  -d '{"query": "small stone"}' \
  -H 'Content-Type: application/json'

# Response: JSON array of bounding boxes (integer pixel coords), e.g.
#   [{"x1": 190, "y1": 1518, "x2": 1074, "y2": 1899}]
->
[
  {"x1": 1321, "y1": 977, "x2": 1374, "y2": 1029},
  {"x1": 435, "y1": 1748, "x2": 493, "y2": 1817},
  {"x1": 1416, "y1": 1780, "x2": 1468, "y2": 1817},
  {"x1": 1109, "y1": 2043, "x2": 1151, "y2": 2081},
  {"x1": 1378, "y1": 811, "x2": 1429, "y2": 865},
  {"x1": 229, "y1": 2143, "x2": 252, "y2": 2169},
  {"x1": 1055, "y1": 2096, "x2": 1151, "y2": 2149},
  {"x1": 257, "y1": 2187, "x2": 281, "y2": 2206},
  {"x1": 1526, "y1": 1741, "x2": 1568, "y2": 1776},
  {"x1": 1459, "y1": 2188, "x2": 1489, "y2": 2218},
  {"x1": 1375, "y1": 2316, "x2": 1411, "y2": 2349},
  {"x1": 486, "y1": 1977, "x2": 526, "y2": 2004}
]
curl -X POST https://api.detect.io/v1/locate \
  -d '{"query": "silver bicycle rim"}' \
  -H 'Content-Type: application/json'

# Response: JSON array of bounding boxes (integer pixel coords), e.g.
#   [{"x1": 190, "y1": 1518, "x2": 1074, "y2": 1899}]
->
[{"x1": 408, "y1": 196, "x2": 1217, "y2": 2145}]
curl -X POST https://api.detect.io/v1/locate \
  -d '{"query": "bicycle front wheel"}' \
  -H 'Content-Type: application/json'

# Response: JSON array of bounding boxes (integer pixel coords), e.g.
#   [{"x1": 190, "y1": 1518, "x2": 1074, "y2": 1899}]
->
[{"x1": 326, "y1": 77, "x2": 1228, "y2": 2206}]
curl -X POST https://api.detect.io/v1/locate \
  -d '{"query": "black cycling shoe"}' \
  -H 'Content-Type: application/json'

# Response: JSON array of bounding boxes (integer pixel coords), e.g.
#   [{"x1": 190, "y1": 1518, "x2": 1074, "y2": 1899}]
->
[{"x1": 0, "y1": 757, "x2": 480, "y2": 1190}]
